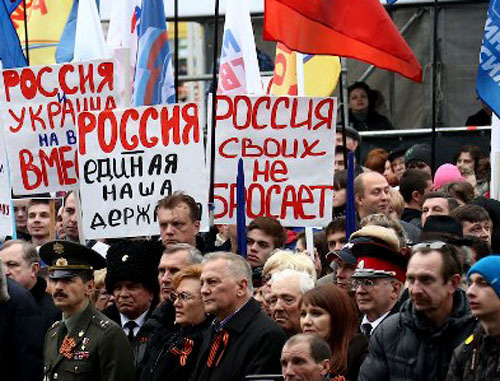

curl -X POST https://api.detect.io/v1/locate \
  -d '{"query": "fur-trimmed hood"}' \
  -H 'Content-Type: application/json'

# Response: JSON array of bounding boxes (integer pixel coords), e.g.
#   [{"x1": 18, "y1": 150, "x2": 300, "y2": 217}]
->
[{"x1": 0, "y1": 260, "x2": 10, "y2": 303}]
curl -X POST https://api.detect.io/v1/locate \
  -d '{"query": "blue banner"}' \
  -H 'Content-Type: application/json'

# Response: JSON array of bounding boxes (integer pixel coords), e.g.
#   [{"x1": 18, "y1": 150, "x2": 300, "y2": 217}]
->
[
  {"x1": 0, "y1": 0, "x2": 27, "y2": 68},
  {"x1": 132, "y1": 0, "x2": 175, "y2": 106},
  {"x1": 477, "y1": 1, "x2": 500, "y2": 117}
]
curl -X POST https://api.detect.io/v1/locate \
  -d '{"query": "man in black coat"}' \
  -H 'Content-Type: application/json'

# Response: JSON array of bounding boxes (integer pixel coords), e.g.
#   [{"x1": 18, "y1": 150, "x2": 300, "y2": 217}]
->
[
  {"x1": 0, "y1": 239, "x2": 60, "y2": 331},
  {"x1": 0, "y1": 260, "x2": 44, "y2": 381},
  {"x1": 191, "y1": 252, "x2": 287, "y2": 381},
  {"x1": 103, "y1": 240, "x2": 163, "y2": 354}
]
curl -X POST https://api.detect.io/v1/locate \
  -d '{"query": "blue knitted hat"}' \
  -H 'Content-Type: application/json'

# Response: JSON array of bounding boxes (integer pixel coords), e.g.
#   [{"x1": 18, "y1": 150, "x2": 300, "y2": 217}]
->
[{"x1": 467, "y1": 255, "x2": 500, "y2": 297}]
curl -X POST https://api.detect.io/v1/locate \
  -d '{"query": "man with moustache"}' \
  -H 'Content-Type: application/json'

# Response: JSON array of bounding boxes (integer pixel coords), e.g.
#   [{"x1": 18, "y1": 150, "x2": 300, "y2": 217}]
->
[{"x1": 41, "y1": 241, "x2": 135, "y2": 381}]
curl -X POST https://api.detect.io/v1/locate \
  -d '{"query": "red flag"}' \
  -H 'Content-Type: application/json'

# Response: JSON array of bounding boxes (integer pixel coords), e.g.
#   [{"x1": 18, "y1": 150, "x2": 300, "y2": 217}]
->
[{"x1": 263, "y1": 0, "x2": 422, "y2": 83}]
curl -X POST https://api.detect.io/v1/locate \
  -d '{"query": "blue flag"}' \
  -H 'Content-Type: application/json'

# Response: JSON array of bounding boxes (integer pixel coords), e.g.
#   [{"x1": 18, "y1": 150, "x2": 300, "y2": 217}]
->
[
  {"x1": 345, "y1": 151, "x2": 356, "y2": 239},
  {"x1": 0, "y1": 0, "x2": 27, "y2": 68},
  {"x1": 236, "y1": 158, "x2": 247, "y2": 257},
  {"x1": 132, "y1": 0, "x2": 175, "y2": 105},
  {"x1": 56, "y1": 0, "x2": 78, "y2": 63},
  {"x1": 387, "y1": 0, "x2": 398, "y2": 4},
  {"x1": 477, "y1": 1, "x2": 500, "y2": 117}
]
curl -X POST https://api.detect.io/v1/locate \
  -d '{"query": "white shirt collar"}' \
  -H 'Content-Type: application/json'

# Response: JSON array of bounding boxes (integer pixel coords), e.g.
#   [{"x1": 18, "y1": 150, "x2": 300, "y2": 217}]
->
[
  {"x1": 361, "y1": 310, "x2": 391, "y2": 332},
  {"x1": 120, "y1": 309, "x2": 149, "y2": 331}
]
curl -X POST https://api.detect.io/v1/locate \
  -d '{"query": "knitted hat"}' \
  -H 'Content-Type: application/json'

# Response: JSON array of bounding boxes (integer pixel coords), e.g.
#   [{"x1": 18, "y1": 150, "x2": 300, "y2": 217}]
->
[
  {"x1": 467, "y1": 255, "x2": 500, "y2": 297},
  {"x1": 404, "y1": 144, "x2": 431, "y2": 167},
  {"x1": 105, "y1": 240, "x2": 163, "y2": 295},
  {"x1": 433, "y1": 163, "x2": 465, "y2": 190}
]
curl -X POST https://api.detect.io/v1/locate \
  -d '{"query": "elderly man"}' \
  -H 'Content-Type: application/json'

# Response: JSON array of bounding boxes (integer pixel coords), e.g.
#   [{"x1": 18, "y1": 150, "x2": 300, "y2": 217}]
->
[
  {"x1": 103, "y1": 240, "x2": 163, "y2": 351},
  {"x1": 157, "y1": 192, "x2": 201, "y2": 249},
  {"x1": 281, "y1": 334, "x2": 331, "y2": 381},
  {"x1": 359, "y1": 241, "x2": 476, "y2": 380},
  {"x1": 192, "y1": 252, "x2": 286, "y2": 380},
  {"x1": 447, "y1": 255, "x2": 500, "y2": 380},
  {"x1": 0, "y1": 240, "x2": 60, "y2": 332},
  {"x1": 41, "y1": 240, "x2": 135, "y2": 381},
  {"x1": 350, "y1": 226, "x2": 407, "y2": 337},
  {"x1": 269, "y1": 269, "x2": 315, "y2": 336}
]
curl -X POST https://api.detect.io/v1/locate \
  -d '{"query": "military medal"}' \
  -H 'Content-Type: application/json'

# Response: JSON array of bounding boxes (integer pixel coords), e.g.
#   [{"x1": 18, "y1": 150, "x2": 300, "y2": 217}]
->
[{"x1": 59, "y1": 335, "x2": 77, "y2": 359}]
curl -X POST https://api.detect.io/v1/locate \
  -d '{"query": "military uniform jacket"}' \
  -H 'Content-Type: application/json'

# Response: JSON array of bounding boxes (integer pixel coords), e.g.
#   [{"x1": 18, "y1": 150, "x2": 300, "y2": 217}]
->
[{"x1": 43, "y1": 303, "x2": 135, "y2": 381}]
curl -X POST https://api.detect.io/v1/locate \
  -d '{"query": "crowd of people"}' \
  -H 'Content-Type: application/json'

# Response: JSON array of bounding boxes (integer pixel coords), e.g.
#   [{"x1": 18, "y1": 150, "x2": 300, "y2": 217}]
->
[{"x1": 0, "y1": 80, "x2": 499, "y2": 380}]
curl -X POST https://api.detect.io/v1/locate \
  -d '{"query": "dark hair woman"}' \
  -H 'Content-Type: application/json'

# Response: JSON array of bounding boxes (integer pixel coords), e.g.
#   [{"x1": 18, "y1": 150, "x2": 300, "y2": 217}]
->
[
  {"x1": 300, "y1": 284, "x2": 368, "y2": 381},
  {"x1": 348, "y1": 82, "x2": 393, "y2": 132}
]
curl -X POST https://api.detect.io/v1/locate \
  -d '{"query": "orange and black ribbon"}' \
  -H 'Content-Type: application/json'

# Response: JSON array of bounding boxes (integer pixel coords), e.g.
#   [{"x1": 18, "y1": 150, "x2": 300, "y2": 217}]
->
[
  {"x1": 169, "y1": 338, "x2": 194, "y2": 366},
  {"x1": 206, "y1": 330, "x2": 229, "y2": 368}
]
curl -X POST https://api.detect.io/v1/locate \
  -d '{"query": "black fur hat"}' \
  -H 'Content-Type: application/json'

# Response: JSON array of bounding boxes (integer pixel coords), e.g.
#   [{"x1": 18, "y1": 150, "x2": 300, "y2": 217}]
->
[{"x1": 105, "y1": 240, "x2": 163, "y2": 295}]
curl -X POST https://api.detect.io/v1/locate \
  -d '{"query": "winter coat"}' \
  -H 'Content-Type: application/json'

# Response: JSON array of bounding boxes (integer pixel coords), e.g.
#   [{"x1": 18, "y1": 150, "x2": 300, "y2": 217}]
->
[
  {"x1": 0, "y1": 276, "x2": 44, "y2": 381},
  {"x1": 30, "y1": 275, "x2": 61, "y2": 332},
  {"x1": 446, "y1": 323, "x2": 500, "y2": 381},
  {"x1": 139, "y1": 318, "x2": 211, "y2": 381},
  {"x1": 359, "y1": 289, "x2": 476, "y2": 381},
  {"x1": 190, "y1": 297, "x2": 287, "y2": 381}
]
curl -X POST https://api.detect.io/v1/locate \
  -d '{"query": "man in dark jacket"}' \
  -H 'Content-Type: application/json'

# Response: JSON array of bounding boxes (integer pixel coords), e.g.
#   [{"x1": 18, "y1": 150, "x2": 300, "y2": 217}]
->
[
  {"x1": 0, "y1": 239, "x2": 60, "y2": 331},
  {"x1": 447, "y1": 255, "x2": 500, "y2": 380},
  {"x1": 359, "y1": 241, "x2": 476, "y2": 381},
  {"x1": 191, "y1": 252, "x2": 287, "y2": 381},
  {"x1": 0, "y1": 260, "x2": 44, "y2": 381}
]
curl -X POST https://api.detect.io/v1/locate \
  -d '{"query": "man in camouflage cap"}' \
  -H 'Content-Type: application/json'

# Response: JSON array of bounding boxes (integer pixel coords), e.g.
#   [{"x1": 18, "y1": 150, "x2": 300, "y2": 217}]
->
[{"x1": 40, "y1": 241, "x2": 135, "y2": 381}]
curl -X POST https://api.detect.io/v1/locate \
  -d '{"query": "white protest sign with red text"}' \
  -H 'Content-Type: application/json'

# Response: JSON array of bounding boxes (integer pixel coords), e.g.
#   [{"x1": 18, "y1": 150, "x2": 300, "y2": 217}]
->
[
  {"x1": 212, "y1": 95, "x2": 336, "y2": 226},
  {"x1": 0, "y1": 60, "x2": 118, "y2": 195},
  {"x1": 77, "y1": 103, "x2": 209, "y2": 239}
]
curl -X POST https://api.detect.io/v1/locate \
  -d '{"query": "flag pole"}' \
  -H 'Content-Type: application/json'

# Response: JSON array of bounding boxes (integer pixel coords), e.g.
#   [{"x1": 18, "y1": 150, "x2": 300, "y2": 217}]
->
[
  {"x1": 431, "y1": 0, "x2": 438, "y2": 172},
  {"x1": 174, "y1": 0, "x2": 179, "y2": 101},
  {"x1": 339, "y1": 58, "x2": 349, "y2": 170},
  {"x1": 22, "y1": 0, "x2": 30, "y2": 65},
  {"x1": 208, "y1": 0, "x2": 221, "y2": 227}
]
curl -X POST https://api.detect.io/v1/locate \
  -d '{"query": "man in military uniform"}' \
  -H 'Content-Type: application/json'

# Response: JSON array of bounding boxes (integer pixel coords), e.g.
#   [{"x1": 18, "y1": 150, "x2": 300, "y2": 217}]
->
[{"x1": 41, "y1": 240, "x2": 135, "y2": 381}]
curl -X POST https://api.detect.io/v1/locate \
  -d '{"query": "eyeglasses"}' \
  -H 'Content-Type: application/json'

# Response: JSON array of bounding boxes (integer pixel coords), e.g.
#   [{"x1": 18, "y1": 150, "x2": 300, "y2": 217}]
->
[
  {"x1": 412, "y1": 241, "x2": 449, "y2": 251},
  {"x1": 351, "y1": 278, "x2": 391, "y2": 291},
  {"x1": 169, "y1": 292, "x2": 197, "y2": 303}
]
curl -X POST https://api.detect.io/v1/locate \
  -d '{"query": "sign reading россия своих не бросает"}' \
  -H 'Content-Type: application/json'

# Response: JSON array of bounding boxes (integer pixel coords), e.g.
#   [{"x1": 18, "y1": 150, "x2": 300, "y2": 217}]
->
[{"x1": 211, "y1": 95, "x2": 336, "y2": 227}]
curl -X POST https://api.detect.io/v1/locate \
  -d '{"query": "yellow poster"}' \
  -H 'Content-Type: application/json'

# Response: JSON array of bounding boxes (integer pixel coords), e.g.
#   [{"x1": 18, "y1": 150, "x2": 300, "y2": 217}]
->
[
  {"x1": 270, "y1": 43, "x2": 341, "y2": 96},
  {"x1": 12, "y1": 0, "x2": 73, "y2": 65}
]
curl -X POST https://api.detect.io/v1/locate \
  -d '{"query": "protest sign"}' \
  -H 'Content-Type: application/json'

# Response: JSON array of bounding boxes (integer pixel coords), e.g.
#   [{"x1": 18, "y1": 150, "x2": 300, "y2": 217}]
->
[
  {"x1": 0, "y1": 60, "x2": 118, "y2": 195},
  {"x1": 77, "y1": 103, "x2": 209, "y2": 239},
  {"x1": 211, "y1": 95, "x2": 336, "y2": 226},
  {"x1": 0, "y1": 126, "x2": 13, "y2": 237}
]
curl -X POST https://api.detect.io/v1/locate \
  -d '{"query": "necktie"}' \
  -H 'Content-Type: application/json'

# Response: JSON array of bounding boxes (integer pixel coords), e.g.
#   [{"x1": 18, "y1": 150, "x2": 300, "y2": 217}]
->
[
  {"x1": 124, "y1": 321, "x2": 138, "y2": 343},
  {"x1": 362, "y1": 323, "x2": 373, "y2": 337}
]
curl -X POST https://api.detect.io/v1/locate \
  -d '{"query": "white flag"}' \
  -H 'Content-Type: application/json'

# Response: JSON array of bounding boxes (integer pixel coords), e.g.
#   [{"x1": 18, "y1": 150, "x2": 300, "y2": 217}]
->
[
  {"x1": 218, "y1": 0, "x2": 262, "y2": 95},
  {"x1": 73, "y1": 0, "x2": 109, "y2": 61}
]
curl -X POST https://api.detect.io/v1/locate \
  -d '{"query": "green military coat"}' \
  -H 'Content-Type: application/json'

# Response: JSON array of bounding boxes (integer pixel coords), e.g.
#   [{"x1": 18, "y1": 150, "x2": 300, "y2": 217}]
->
[{"x1": 43, "y1": 303, "x2": 135, "y2": 381}]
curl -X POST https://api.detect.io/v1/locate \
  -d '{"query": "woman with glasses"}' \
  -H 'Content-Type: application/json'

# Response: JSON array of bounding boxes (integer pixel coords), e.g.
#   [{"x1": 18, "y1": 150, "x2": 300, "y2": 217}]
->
[
  {"x1": 139, "y1": 264, "x2": 210, "y2": 381},
  {"x1": 299, "y1": 284, "x2": 368, "y2": 381}
]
